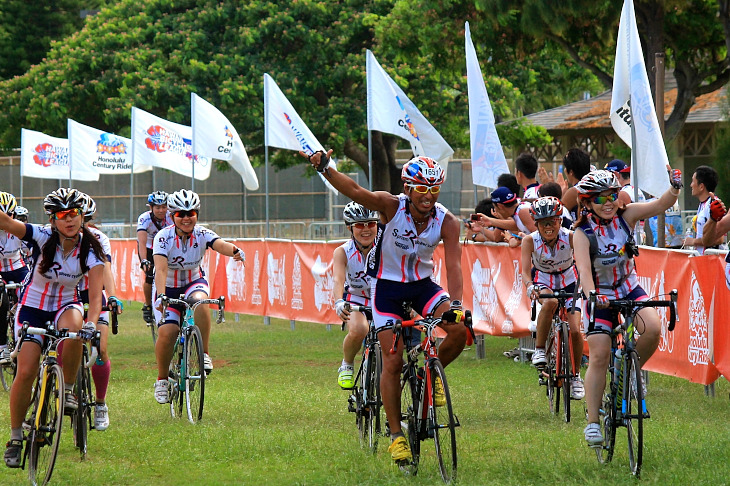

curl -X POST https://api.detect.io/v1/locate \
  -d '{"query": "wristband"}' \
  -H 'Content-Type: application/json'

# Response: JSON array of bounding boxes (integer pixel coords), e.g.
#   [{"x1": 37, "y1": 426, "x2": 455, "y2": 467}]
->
[
  {"x1": 450, "y1": 300, "x2": 462, "y2": 310},
  {"x1": 471, "y1": 233, "x2": 477, "y2": 242}
]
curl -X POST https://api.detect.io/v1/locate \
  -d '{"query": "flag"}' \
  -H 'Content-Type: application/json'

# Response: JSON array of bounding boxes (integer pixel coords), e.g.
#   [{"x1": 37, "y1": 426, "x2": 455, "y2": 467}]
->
[
  {"x1": 263, "y1": 73, "x2": 335, "y2": 193},
  {"x1": 20, "y1": 128, "x2": 98, "y2": 181},
  {"x1": 131, "y1": 107, "x2": 211, "y2": 180},
  {"x1": 68, "y1": 119, "x2": 151, "y2": 176},
  {"x1": 610, "y1": 0, "x2": 670, "y2": 197},
  {"x1": 465, "y1": 21, "x2": 509, "y2": 188},
  {"x1": 366, "y1": 50, "x2": 454, "y2": 170},
  {"x1": 191, "y1": 93, "x2": 259, "y2": 190}
]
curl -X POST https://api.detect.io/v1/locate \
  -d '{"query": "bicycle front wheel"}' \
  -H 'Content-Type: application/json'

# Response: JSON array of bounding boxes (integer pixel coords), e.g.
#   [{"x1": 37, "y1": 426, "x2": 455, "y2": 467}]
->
[
  {"x1": 560, "y1": 322, "x2": 572, "y2": 423},
  {"x1": 29, "y1": 364, "x2": 65, "y2": 486},
  {"x1": 625, "y1": 350, "x2": 644, "y2": 477},
  {"x1": 364, "y1": 342, "x2": 382, "y2": 453},
  {"x1": 429, "y1": 360, "x2": 457, "y2": 483},
  {"x1": 545, "y1": 330, "x2": 559, "y2": 416},
  {"x1": 185, "y1": 325, "x2": 205, "y2": 423},
  {"x1": 169, "y1": 340, "x2": 183, "y2": 419},
  {"x1": 71, "y1": 360, "x2": 93, "y2": 459},
  {"x1": 399, "y1": 366, "x2": 420, "y2": 476}
]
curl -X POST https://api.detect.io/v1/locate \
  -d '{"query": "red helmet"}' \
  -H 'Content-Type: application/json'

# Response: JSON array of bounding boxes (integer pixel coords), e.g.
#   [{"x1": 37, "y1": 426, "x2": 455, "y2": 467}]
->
[
  {"x1": 401, "y1": 156, "x2": 445, "y2": 186},
  {"x1": 530, "y1": 196, "x2": 563, "y2": 220}
]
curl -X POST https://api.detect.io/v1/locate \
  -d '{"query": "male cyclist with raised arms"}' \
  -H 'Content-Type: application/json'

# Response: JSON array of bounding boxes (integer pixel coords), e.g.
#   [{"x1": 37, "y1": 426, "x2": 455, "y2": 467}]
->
[
  {"x1": 520, "y1": 196, "x2": 584, "y2": 399},
  {"x1": 2, "y1": 188, "x2": 105, "y2": 467},
  {"x1": 137, "y1": 191, "x2": 173, "y2": 324},
  {"x1": 303, "y1": 151, "x2": 467, "y2": 465},
  {"x1": 333, "y1": 202, "x2": 379, "y2": 389},
  {"x1": 77, "y1": 194, "x2": 123, "y2": 431},
  {"x1": 0, "y1": 193, "x2": 29, "y2": 365},
  {"x1": 151, "y1": 189, "x2": 244, "y2": 404}
]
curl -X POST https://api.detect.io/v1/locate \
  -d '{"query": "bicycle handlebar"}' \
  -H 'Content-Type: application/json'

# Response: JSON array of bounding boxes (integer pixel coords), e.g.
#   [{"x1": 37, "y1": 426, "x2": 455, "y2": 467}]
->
[
  {"x1": 158, "y1": 295, "x2": 226, "y2": 325},
  {"x1": 12, "y1": 322, "x2": 102, "y2": 364},
  {"x1": 101, "y1": 303, "x2": 120, "y2": 335},
  {"x1": 588, "y1": 289, "x2": 678, "y2": 332},
  {"x1": 390, "y1": 309, "x2": 474, "y2": 354}
]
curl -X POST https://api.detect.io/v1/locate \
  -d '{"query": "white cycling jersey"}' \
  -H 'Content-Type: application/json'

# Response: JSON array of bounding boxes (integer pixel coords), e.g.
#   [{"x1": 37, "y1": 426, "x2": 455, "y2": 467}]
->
[
  {"x1": 0, "y1": 230, "x2": 27, "y2": 272},
  {"x1": 137, "y1": 210, "x2": 173, "y2": 249},
  {"x1": 339, "y1": 238, "x2": 371, "y2": 300},
  {"x1": 153, "y1": 224, "x2": 220, "y2": 288},
  {"x1": 78, "y1": 226, "x2": 112, "y2": 292},
  {"x1": 20, "y1": 224, "x2": 104, "y2": 311},
  {"x1": 529, "y1": 227, "x2": 577, "y2": 289}
]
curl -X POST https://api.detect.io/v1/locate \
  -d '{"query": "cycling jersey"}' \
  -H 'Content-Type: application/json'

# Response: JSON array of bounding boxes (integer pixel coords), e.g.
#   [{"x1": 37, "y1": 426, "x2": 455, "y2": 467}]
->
[
  {"x1": 367, "y1": 194, "x2": 445, "y2": 282},
  {"x1": 78, "y1": 226, "x2": 112, "y2": 292},
  {"x1": 0, "y1": 230, "x2": 27, "y2": 272},
  {"x1": 153, "y1": 224, "x2": 220, "y2": 288},
  {"x1": 523, "y1": 183, "x2": 540, "y2": 200},
  {"x1": 512, "y1": 200, "x2": 531, "y2": 233},
  {"x1": 529, "y1": 227, "x2": 577, "y2": 290},
  {"x1": 137, "y1": 210, "x2": 173, "y2": 249},
  {"x1": 339, "y1": 238, "x2": 371, "y2": 302},
  {"x1": 693, "y1": 196, "x2": 714, "y2": 255},
  {"x1": 20, "y1": 224, "x2": 104, "y2": 311}
]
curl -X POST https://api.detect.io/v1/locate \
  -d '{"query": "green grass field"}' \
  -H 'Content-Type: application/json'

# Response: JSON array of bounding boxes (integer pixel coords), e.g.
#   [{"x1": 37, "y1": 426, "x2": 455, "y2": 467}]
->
[{"x1": 1, "y1": 301, "x2": 728, "y2": 485}]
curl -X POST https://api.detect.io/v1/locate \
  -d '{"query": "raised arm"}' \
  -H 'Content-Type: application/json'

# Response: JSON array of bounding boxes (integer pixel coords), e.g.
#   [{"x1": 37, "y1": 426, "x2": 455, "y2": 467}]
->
[
  {"x1": 0, "y1": 211, "x2": 27, "y2": 239},
  {"x1": 211, "y1": 239, "x2": 245, "y2": 263}
]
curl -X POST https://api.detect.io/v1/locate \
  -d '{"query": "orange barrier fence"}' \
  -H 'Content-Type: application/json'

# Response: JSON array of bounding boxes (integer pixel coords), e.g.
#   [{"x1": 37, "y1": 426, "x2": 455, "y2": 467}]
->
[{"x1": 110, "y1": 239, "x2": 728, "y2": 385}]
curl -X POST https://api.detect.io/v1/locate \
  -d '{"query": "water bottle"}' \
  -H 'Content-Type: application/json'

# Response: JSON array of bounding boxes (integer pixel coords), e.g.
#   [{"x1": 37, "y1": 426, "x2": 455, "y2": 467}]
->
[
  {"x1": 613, "y1": 348, "x2": 622, "y2": 382},
  {"x1": 684, "y1": 227, "x2": 694, "y2": 250}
]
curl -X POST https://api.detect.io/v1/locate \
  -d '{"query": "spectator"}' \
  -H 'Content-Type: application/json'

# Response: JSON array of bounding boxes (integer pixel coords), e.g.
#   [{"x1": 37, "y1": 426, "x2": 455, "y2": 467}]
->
[
  {"x1": 684, "y1": 165, "x2": 723, "y2": 254},
  {"x1": 464, "y1": 198, "x2": 504, "y2": 243},
  {"x1": 515, "y1": 153, "x2": 540, "y2": 200}
]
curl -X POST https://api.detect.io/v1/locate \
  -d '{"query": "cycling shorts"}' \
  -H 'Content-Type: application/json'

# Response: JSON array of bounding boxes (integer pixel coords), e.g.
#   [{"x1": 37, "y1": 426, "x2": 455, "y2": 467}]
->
[
  {"x1": 154, "y1": 278, "x2": 209, "y2": 327},
  {"x1": 15, "y1": 302, "x2": 84, "y2": 347},
  {"x1": 371, "y1": 278, "x2": 449, "y2": 332}
]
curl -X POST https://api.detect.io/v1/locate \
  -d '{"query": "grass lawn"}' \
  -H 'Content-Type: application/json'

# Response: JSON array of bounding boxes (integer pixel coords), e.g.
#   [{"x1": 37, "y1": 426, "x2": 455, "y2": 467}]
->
[{"x1": 1, "y1": 301, "x2": 728, "y2": 485}]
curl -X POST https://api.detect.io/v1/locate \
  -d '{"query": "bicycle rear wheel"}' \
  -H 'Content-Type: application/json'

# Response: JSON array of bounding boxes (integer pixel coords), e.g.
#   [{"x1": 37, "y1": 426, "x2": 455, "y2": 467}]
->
[
  {"x1": 169, "y1": 340, "x2": 183, "y2": 419},
  {"x1": 29, "y1": 364, "x2": 64, "y2": 486},
  {"x1": 596, "y1": 368, "x2": 617, "y2": 464},
  {"x1": 560, "y1": 322, "x2": 572, "y2": 423},
  {"x1": 430, "y1": 360, "x2": 457, "y2": 483},
  {"x1": 399, "y1": 366, "x2": 420, "y2": 476},
  {"x1": 625, "y1": 350, "x2": 644, "y2": 477},
  {"x1": 361, "y1": 342, "x2": 382, "y2": 453},
  {"x1": 185, "y1": 325, "x2": 205, "y2": 423}
]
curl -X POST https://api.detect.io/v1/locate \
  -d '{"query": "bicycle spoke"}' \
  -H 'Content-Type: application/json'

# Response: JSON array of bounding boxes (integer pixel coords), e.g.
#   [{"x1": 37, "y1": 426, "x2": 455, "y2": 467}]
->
[
  {"x1": 399, "y1": 367, "x2": 420, "y2": 476},
  {"x1": 185, "y1": 326, "x2": 205, "y2": 423},
  {"x1": 29, "y1": 364, "x2": 64, "y2": 486},
  {"x1": 560, "y1": 323, "x2": 572, "y2": 423},
  {"x1": 430, "y1": 360, "x2": 457, "y2": 483},
  {"x1": 596, "y1": 368, "x2": 616, "y2": 464},
  {"x1": 625, "y1": 351, "x2": 644, "y2": 477}
]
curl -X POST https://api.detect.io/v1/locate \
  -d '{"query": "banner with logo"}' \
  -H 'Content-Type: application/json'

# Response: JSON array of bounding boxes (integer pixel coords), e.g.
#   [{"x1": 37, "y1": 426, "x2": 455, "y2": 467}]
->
[
  {"x1": 20, "y1": 128, "x2": 98, "y2": 181},
  {"x1": 68, "y1": 119, "x2": 151, "y2": 176},
  {"x1": 191, "y1": 93, "x2": 259, "y2": 190},
  {"x1": 131, "y1": 107, "x2": 211, "y2": 180},
  {"x1": 366, "y1": 50, "x2": 454, "y2": 169}
]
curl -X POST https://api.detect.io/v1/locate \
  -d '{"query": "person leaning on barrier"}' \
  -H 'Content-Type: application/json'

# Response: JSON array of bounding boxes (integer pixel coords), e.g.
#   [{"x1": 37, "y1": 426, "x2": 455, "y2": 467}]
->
[
  {"x1": 697, "y1": 195, "x2": 730, "y2": 288},
  {"x1": 463, "y1": 197, "x2": 504, "y2": 243},
  {"x1": 684, "y1": 166, "x2": 724, "y2": 254},
  {"x1": 301, "y1": 150, "x2": 467, "y2": 466}
]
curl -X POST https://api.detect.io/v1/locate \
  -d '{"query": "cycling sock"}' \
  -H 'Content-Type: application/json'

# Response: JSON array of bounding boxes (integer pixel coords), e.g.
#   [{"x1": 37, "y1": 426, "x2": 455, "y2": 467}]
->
[
  {"x1": 92, "y1": 359, "x2": 111, "y2": 402},
  {"x1": 341, "y1": 360, "x2": 353, "y2": 368},
  {"x1": 11, "y1": 428, "x2": 22, "y2": 441},
  {"x1": 390, "y1": 431, "x2": 405, "y2": 442}
]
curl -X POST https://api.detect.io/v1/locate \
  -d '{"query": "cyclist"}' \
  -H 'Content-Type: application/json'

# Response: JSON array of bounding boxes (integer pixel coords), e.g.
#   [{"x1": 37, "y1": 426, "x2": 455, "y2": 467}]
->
[
  {"x1": 137, "y1": 191, "x2": 173, "y2": 324},
  {"x1": 151, "y1": 189, "x2": 244, "y2": 404},
  {"x1": 0, "y1": 193, "x2": 29, "y2": 366},
  {"x1": 520, "y1": 196, "x2": 584, "y2": 399},
  {"x1": 2, "y1": 188, "x2": 105, "y2": 468},
  {"x1": 333, "y1": 202, "x2": 379, "y2": 389},
  {"x1": 77, "y1": 194, "x2": 123, "y2": 431},
  {"x1": 572, "y1": 169, "x2": 683, "y2": 447},
  {"x1": 11, "y1": 206, "x2": 32, "y2": 267},
  {"x1": 303, "y1": 151, "x2": 466, "y2": 465}
]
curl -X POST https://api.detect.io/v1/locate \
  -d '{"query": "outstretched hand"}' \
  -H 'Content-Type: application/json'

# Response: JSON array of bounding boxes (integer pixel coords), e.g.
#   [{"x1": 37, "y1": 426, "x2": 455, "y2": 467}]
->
[{"x1": 299, "y1": 149, "x2": 334, "y2": 173}]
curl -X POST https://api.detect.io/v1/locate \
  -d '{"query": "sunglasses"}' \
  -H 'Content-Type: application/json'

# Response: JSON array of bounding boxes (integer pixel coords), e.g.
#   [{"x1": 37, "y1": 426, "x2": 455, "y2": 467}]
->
[
  {"x1": 52, "y1": 208, "x2": 82, "y2": 220},
  {"x1": 591, "y1": 193, "x2": 619, "y2": 205},
  {"x1": 536, "y1": 218, "x2": 560, "y2": 227},
  {"x1": 408, "y1": 184, "x2": 441, "y2": 194},
  {"x1": 351, "y1": 221, "x2": 377, "y2": 229},
  {"x1": 174, "y1": 210, "x2": 199, "y2": 218}
]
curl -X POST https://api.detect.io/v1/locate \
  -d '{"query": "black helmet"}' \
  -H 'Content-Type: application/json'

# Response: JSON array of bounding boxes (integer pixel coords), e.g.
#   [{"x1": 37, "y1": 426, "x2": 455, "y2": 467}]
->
[{"x1": 43, "y1": 188, "x2": 85, "y2": 215}]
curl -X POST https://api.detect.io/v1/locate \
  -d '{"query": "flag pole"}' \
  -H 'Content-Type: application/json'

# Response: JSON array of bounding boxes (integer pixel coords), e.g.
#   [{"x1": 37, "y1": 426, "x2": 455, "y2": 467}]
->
[
  {"x1": 191, "y1": 93, "x2": 196, "y2": 191},
  {"x1": 130, "y1": 108, "x2": 136, "y2": 238},
  {"x1": 367, "y1": 130, "x2": 373, "y2": 191},
  {"x1": 67, "y1": 119, "x2": 72, "y2": 187},
  {"x1": 263, "y1": 75, "x2": 271, "y2": 239}
]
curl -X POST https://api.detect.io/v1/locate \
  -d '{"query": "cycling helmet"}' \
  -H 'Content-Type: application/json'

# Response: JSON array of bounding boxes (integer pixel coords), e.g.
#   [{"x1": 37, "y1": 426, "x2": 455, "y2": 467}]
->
[
  {"x1": 167, "y1": 189, "x2": 200, "y2": 211},
  {"x1": 0, "y1": 192, "x2": 17, "y2": 215},
  {"x1": 342, "y1": 202, "x2": 379, "y2": 224},
  {"x1": 530, "y1": 196, "x2": 563, "y2": 220},
  {"x1": 14, "y1": 206, "x2": 28, "y2": 221},
  {"x1": 43, "y1": 188, "x2": 85, "y2": 215},
  {"x1": 401, "y1": 156, "x2": 445, "y2": 186},
  {"x1": 82, "y1": 193, "x2": 97, "y2": 218},
  {"x1": 575, "y1": 170, "x2": 621, "y2": 197},
  {"x1": 147, "y1": 190, "x2": 168, "y2": 206}
]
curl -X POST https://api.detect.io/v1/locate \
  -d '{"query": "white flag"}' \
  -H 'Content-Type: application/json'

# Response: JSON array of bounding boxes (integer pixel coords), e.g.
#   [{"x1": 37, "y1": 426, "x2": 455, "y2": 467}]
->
[
  {"x1": 610, "y1": 0, "x2": 670, "y2": 197},
  {"x1": 263, "y1": 73, "x2": 335, "y2": 193},
  {"x1": 131, "y1": 107, "x2": 211, "y2": 180},
  {"x1": 366, "y1": 50, "x2": 454, "y2": 170},
  {"x1": 68, "y1": 119, "x2": 151, "y2": 176},
  {"x1": 20, "y1": 128, "x2": 97, "y2": 181},
  {"x1": 465, "y1": 22, "x2": 509, "y2": 188},
  {"x1": 191, "y1": 93, "x2": 259, "y2": 190}
]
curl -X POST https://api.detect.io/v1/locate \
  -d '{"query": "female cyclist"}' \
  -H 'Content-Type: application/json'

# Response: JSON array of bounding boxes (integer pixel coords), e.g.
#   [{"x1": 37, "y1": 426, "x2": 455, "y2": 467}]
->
[
  {"x1": 573, "y1": 169, "x2": 682, "y2": 446},
  {"x1": 0, "y1": 193, "x2": 29, "y2": 366},
  {"x1": 520, "y1": 196, "x2": 584, "y2": 399},
  {"x1": 152, "y1": 189, "x2": 244, "y2": 404},
  {"x1": 332, "y1": 202, "x2": 379, "y2": 389},
  {"x1": 3, "y1": 188, "x2": 105, "y2": 468},
  {"x1": 137, "y1": 191, "x2": 173, "y2": 324}
]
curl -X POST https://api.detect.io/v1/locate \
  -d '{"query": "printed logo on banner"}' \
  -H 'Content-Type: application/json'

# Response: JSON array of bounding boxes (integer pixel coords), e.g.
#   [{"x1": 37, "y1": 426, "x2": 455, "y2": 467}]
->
[
  {"x1": 311, "y1": 255, "x2": 333, "y2": 311},
  {"x1": 396, "y1": 96, "x2": 419, "y2": 141},
  {"x1": 283, "y1": 112, "x2": 316, "y2": 155},
  {"x1": 120, "y1": 250, "x2": 128, "y2": 292},
  {"x1": 687, "y1": 272, "x2": 710, "y2": 366},
  {"x1": 227, "y1": 256, "x2": 246, "y2": 301},
  {"x1": 501, "y1": 260, "x2": 522, "y2": 334},
  {"x1": 267, "y1": 253, "x2": 287, "y2": 305},
  {"x1": 33, "y1": 143, "x2": 69, "y2": 168},
  {"x1": 470, "y1": 259, "x2": 501, "y2": 325},
  {"x1": 218, "y1": 126, "x2": 234, "y2": 155},
  {"x1": 251, "y1": 250, "x2": 262, "y2": 305},
  {"x1": 97, "y1": 133, "x2": 128, "y2": 154},
  {"x1": 291, "y1": 253, "x2": 303, "y2": 310},
  {"x1": 144, "y1": 125, "x2": 209, "y2": 167},
  {"x1": 648, "y1": 271, "x2": 674, "y2": 354}
]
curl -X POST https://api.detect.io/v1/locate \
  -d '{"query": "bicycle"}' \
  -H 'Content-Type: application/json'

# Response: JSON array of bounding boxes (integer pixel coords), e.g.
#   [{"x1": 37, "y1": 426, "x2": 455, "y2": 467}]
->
[
  {"x1": 389, "y1": 310, "x2": 474, "y2": 483},
  {"x1": 11, "y1": 321, "x2": 100, "y2": 485},
  {"x1": 588, "y1": 289, "x2": 677, "y2": 477},
  {"x1": 530, "y1": 288, "x2": 580, "y2": 423},
  {"x1": 71, "y1": 302, "x2": 119, "y2": 460},
  {"x1": 344, "y1": 304, "x2": 382, "y2": 453},
  {"x1": 1, "y1": 281, "x2": 22, "y2": 391},
  {"x1": 159, "y1": 295, "x2": 225, "y2": 424}
]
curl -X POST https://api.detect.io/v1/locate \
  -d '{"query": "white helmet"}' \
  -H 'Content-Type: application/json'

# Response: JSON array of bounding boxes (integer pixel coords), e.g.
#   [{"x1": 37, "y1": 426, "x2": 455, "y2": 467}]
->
[
  {"x1": 343, "y1": 202, "x2": 379, "y2": 224},
  {"x1": 167, "y1": 189, "x2": 200, "y2": 211},
  {"x1": 82, "y1": 193, "x2": 97, "y2": 218}
]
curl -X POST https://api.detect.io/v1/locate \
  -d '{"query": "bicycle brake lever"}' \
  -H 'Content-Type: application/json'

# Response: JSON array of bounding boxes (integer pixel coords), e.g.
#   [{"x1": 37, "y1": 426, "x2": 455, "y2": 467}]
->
[{"x1": 390, "y1": 320, "x2": 402, "y2": 355}]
